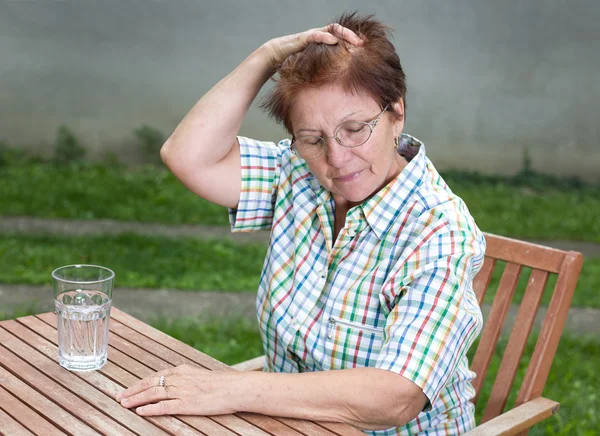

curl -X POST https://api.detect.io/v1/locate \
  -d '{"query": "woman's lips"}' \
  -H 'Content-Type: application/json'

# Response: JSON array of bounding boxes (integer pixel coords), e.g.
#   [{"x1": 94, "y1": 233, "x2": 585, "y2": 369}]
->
[{"x1": 334, "y1": 170, "x2": 363, "y2": 183}]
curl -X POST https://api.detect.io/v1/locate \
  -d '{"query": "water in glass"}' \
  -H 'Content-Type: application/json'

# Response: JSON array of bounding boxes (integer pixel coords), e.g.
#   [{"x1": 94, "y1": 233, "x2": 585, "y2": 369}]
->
[{"x1": 55, "y1": 289, "x2": 111, "y2": 371}]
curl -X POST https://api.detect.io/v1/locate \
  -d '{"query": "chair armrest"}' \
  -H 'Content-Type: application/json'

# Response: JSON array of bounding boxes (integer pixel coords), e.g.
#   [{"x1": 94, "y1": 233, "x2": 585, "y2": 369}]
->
[
  {"x1": 465, "y1": 397, "x2": 559, "y2": 436},
  {"x1": 231, "y1": 355, "x2": 265, "y2": 371}
]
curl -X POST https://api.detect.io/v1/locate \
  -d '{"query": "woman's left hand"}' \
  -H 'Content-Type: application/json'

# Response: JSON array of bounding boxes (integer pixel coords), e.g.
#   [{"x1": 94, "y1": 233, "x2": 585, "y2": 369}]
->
[{"x1": 116, "y1": 364, "x2": 242, "y2": 416}]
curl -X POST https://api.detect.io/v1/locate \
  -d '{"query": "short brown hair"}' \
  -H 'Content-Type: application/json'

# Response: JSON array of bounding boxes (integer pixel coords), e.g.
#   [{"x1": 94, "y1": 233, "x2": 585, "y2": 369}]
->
[{"x1": 262, "y1": 12, "x2": 407, "y2": 134}]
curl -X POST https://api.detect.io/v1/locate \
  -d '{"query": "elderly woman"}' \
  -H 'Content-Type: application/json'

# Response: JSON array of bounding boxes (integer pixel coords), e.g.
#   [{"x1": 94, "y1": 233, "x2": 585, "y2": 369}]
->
[{"x1": 117, "y1": 13, "x2": 486, "y2": 435}]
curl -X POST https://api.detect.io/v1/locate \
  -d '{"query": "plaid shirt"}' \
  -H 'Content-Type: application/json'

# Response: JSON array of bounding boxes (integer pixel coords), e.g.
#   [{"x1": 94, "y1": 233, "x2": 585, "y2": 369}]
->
[{"x1": 229, "y1": 133, "x2": 486, "y2": 435}]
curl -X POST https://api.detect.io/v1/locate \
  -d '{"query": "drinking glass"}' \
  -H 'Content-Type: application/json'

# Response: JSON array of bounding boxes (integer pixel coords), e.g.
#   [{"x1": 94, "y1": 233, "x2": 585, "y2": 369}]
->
[{"x1": 52, "y1": 264, "x2": 114, "y2": 371}]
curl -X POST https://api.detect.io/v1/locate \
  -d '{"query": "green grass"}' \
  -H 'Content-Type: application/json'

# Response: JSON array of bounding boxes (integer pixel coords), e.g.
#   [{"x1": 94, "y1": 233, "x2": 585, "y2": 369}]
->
[
  {"x1": 149, "y1": 316, "x2": 264, "y2": 366},
  {"x1": 1, "y1": 162, "x2": 599, "y2": 241},
  {"x1": 0, "y1": 163, "x2": 229, "y2": 225},
  {"x1": 0, "y1": 233, "x2": 267, "y2": 292},
  {"x1": 1, "y1": 233, "x2": 598, "y2": 307},
  {"x1": 455, "y1": 183, "x2": 600, "y2": 243},
  {"x1": 2, "y1": 232, "x2": 595, "y2": 309}
]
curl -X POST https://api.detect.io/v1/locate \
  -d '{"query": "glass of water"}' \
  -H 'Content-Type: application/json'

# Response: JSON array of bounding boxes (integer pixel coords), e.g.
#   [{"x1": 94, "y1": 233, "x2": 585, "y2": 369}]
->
[{"x1": 52, "y1": 264, "x2": 114, "y2": 371}]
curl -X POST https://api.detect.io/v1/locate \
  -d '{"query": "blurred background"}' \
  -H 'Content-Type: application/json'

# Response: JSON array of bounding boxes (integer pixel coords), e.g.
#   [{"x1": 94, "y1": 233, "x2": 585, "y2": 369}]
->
[
  {"x1": 0, "y1": 1, "x2": 598, "y2": 434},
  {"x1": 0, "y1": 0, "x2": 599, "y2": 179}
]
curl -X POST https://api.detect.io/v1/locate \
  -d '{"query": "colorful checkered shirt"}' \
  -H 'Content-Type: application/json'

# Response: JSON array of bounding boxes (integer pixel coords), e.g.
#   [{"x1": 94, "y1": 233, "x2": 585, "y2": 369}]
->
[{"x1": 229, "y1": 133, "x2": 486, "y2": 435}]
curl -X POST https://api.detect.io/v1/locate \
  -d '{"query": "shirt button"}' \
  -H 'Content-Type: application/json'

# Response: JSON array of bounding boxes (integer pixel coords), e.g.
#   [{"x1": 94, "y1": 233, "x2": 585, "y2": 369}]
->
[
  {"x1": 319, "y1": 268, "x2": 327, "y2": 279},
  {"x1": 347, "y1": 228, "x2": 357, "y2": 237}
]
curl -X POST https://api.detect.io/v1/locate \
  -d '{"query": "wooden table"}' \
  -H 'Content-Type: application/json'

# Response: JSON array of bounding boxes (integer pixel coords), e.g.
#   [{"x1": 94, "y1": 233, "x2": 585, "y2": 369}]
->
[{"x1": 0, "y1": 307, "x2": 364, "y2": 435}]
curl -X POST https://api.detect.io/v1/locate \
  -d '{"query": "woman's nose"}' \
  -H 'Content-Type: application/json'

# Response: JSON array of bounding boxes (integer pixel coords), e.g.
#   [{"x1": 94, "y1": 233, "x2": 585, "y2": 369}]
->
[{"x1": 325, "y1": 139, "x2": 353, "y2": 167}]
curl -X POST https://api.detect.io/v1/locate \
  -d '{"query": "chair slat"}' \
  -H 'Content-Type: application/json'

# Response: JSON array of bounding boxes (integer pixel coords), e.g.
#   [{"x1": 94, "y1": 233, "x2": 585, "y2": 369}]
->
[
  {"x1": 471, "y1": 262, "x2": 522, "y2": 404},
  {"x1": 516, "y1": 252, "x2": 583, "y2": 406},
  {"x1": 484, "y1": 233, "x2": 564, "y2": 273},
  {"x1": 481, "y1": 269, "x2": 549, "y2": 423},
  {"x1": 465, "y1": 397, "x2": 559, "y2": 436},
  {"x1": 474, "y1": 257, "x2": 497, "y2": 306}
]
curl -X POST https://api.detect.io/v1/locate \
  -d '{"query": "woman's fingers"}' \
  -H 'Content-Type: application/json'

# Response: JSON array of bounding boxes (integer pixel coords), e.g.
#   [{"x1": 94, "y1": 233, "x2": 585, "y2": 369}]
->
[
  {"x1": 266, "y1": 23, "x2": 364, "y2": 68},
  {"x1": 135, "y1": 399, "x2": 184, "y2": 416},
  {"x1": 321, "y1": 23, "x2": 364, "y2": 45},
  {"x1": 121, "y1": 385, "x2": 174, "y2": 409},
  {"x1": 307, "y1": 30, "x2": 339, "y2": 45},
  {"x1": 117, "y1": 368, "x2": 172, "y2": 402}
]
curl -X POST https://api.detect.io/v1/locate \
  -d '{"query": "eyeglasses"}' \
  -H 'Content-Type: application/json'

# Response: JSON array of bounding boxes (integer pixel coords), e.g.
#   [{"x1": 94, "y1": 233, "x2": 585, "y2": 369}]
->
[{"x1": 290, "y1": 105, "x2": 390, "y2": 161}]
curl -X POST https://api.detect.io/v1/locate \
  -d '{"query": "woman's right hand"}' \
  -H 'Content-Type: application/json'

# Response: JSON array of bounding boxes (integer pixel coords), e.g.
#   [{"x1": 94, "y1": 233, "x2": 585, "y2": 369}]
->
[{"x1": 262, "y1": 23, "x2": 364, "y2": 70}]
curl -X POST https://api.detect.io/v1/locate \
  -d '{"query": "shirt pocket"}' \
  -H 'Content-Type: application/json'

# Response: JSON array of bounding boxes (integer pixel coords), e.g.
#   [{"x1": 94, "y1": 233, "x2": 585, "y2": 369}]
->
[{"x1": 326, "y1": 316, "x2": 384, "y2": 369}]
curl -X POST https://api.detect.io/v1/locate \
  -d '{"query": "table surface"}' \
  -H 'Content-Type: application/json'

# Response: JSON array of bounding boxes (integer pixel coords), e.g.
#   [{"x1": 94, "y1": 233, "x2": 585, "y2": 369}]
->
[{"x1": 0, "y1": 307, "x2": 364, "y2": 436}]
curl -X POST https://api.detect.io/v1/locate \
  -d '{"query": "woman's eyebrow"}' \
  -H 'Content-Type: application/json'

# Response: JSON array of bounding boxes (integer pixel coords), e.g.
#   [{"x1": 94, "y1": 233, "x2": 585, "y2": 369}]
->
[{"x1": 296, "y1": 111, "x2": 361, "y2": 133}]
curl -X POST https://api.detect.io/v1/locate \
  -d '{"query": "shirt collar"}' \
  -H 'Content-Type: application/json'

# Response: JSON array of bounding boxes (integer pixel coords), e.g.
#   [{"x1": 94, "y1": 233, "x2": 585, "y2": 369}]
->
[{"x1": 360, "y1": 133, "x2": 427, "y2": 240}]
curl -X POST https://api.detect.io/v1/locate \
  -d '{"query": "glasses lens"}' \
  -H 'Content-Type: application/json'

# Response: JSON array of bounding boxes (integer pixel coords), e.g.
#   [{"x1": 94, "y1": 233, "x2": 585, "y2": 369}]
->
[
  {"x1": 293, "y1": 136, "x2": 325, "y2": 160},
  {"x1": 337, "y1": 122, "x2": 371, "y2": 147}
]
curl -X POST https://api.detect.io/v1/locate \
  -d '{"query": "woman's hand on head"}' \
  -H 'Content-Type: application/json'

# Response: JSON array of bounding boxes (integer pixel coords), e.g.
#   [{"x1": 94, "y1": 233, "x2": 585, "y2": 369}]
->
[
  {"x1": 263, "y1": 23, "x2": 364, "y2": 69},
  {"x1": 116, "y1": 364, "x2": 242, "y2": 416}
]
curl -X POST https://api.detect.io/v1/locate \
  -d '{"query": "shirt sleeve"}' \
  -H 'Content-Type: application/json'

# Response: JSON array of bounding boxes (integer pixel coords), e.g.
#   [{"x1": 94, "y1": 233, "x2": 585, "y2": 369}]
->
[
  {"x1": 228, "y1": 136, "x2": 285, "y2": 232},
  {"x1": 375, "y1": 222, "x2": 486, "y2": 411}
]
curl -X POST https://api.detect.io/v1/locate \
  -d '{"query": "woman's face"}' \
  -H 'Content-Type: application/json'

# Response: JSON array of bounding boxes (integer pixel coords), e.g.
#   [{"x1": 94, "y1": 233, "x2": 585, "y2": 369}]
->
[{"x1": 289, "y1": 84, "x2": 406, "y2": 209}]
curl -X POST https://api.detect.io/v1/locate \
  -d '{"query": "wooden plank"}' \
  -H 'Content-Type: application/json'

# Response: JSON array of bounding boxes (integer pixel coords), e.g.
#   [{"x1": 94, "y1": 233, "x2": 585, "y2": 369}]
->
[
  {"x1": 0, "y1": 386, "x2": 63, "y2": 436},
  {"x1": 21, "y1": 315, "x2": 237, "y2": 436},
  {"x1": 0, "y1": 406, "x2": 35, "y2": 436},
  {"x1": 0, "y1": 365, "x2": 98, "y2": 436},
  {"x1": 481, "y1": 269, "x2": 549, "y2": 423},
  {"x1": 516, "y1": 252, "x2": 584, "y2": 406},
  {"x1": 40, "y1": 309, "x2": 355, "y2": 436},
  {"x1": 0, "y1": 408, "x2": 34, "y2": 436},
  {"x1": 317, "y1": 422, "x2": 366, "y2": 436},
  {"x1": 110, "y1": 308, "x2": 338, "y2": 436},
  {"x1": 473, "y1": 257, "x2": 496, "y2": 307},
  {"x1": 109, "y1": 318, "x2": 208, "y2": 369},
  {"x1": 5, "y1": 319, "x2": 213, "y2": 436},
  {"x1": 270, "y1": 418, "x2": 350, "y2": 436},
  {"x1": 110, "y1": 308, "x2": 230, "y2": 370},
  {"x1": 471, "y1": 262, "x2": 521, "y2": 405},
  {"x1": 484, "y1": 233, "x2": 564, "y2": 273},
  {"x1": 0, "y1": 324, "x2": 146, "y2": 436},
  {"x1": 36, "y1": 313, "x2": 278, "y2": 436},
  {"x1": 465, "y1": 397, "x2": 559, "y2": 435}
]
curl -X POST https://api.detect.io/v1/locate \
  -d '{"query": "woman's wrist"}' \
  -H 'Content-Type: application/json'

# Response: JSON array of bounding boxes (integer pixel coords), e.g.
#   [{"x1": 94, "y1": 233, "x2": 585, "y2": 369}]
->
[
  {"x1": 232, "y1": 370, "x2": 266, "y2": 413},
  {"x1": 254, "y1": 41, "x2": 283, "y2": 72}
]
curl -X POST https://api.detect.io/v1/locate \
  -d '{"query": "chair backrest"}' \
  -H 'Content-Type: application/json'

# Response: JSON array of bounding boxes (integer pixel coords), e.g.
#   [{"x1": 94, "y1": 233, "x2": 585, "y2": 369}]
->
[{"x1": 470, "y1": 233, "x2": 583, "y2": 424}]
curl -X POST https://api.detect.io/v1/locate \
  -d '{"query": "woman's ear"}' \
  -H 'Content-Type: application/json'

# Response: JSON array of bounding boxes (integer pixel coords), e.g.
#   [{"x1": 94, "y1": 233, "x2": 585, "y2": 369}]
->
[{"x1": 391, "y1": 99, "x2": 405, "y2": 137}]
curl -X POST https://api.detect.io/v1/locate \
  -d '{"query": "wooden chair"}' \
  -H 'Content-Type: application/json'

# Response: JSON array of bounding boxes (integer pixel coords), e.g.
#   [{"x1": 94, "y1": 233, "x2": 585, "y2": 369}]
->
[{"x1": 232, "y1": 233, "x2": 583, "y2": 435}]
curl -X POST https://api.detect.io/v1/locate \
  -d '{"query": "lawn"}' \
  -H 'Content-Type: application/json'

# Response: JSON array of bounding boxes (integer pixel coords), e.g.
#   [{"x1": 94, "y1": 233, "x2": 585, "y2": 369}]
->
[
  {"x1": 1, "y1": 162, "x2": 599, "y2": 242},
  {"x1": 1, "y1": 233, "x2": 598, "y2": 308},
  {"x1": 0, "y1": 233, "x2": 267, "y2": 292}
]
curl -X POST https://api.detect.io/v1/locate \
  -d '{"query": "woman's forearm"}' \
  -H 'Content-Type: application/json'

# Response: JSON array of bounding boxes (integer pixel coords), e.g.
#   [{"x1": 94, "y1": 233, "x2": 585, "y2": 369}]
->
[{"x1": 235, "y1": 367, "x2": 426, "y2": 431}]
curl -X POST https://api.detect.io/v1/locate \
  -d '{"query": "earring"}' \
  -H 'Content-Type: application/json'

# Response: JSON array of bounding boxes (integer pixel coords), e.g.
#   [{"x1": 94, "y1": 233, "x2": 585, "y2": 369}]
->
[{"x1": 394, "y1": 137, "x2": 399, "y2": 148}]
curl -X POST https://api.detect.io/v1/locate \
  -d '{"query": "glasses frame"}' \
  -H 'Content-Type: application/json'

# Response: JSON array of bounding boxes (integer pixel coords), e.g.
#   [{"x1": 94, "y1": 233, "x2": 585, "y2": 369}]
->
[{"x1": 291, "y1": 104, "x2": 390, "y2": 161}]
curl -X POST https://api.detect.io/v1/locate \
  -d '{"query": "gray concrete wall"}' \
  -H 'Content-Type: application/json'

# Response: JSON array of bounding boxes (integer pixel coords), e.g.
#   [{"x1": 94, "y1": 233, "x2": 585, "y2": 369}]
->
[{"x1": 1, "y1": 0, "x2": 598, "y2": 180}]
